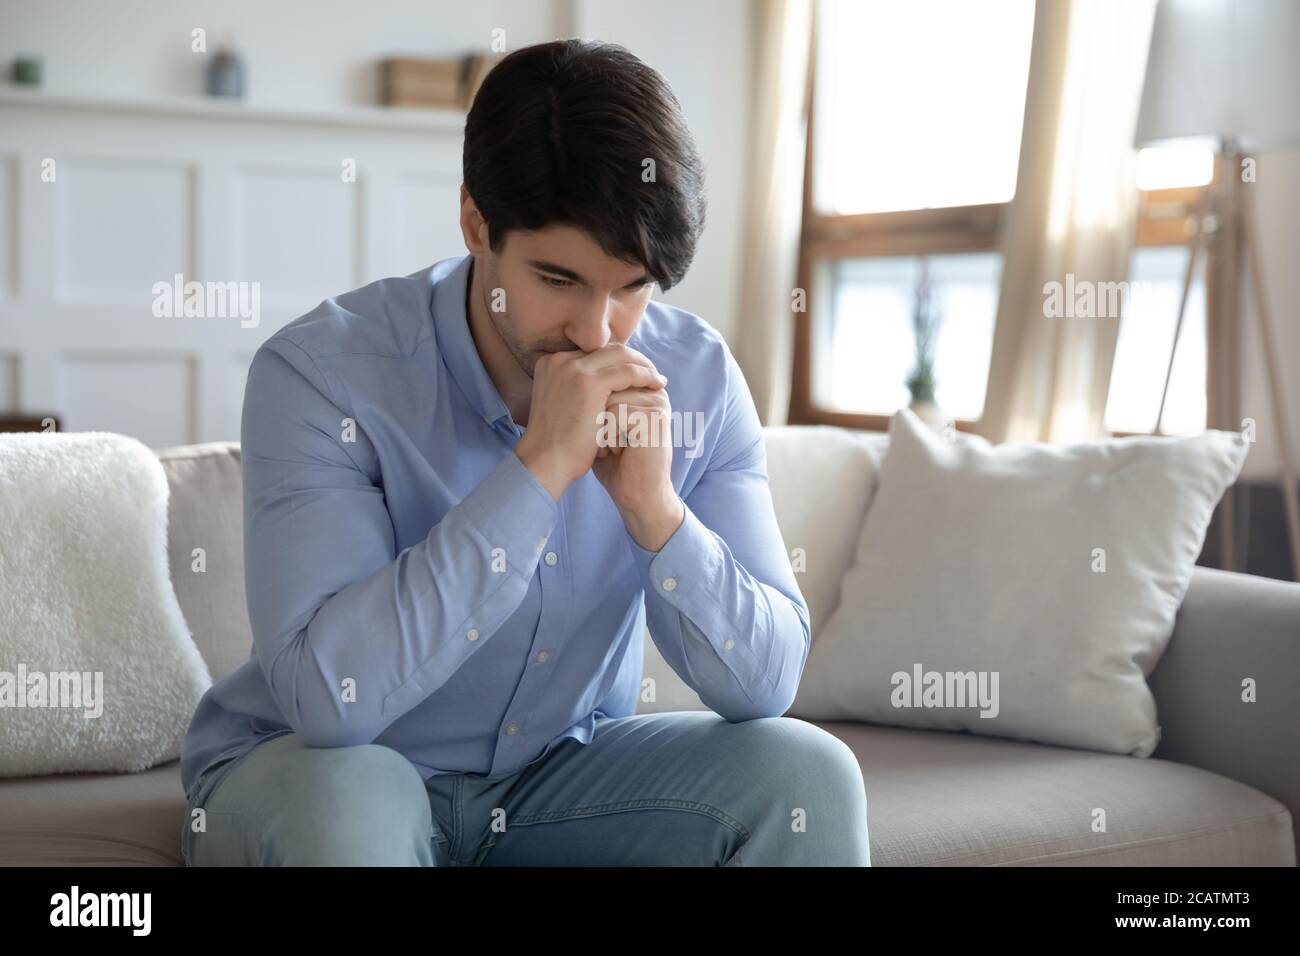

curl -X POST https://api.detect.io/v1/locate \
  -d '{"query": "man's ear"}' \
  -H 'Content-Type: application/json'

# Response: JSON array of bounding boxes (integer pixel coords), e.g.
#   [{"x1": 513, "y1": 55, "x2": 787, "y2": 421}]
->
[{"x1": 459, "y1": 185, "x2": 490, "y2": 254}]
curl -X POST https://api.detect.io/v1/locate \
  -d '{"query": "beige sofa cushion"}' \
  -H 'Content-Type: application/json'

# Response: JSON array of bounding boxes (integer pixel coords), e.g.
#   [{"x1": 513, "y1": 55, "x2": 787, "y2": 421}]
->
[
  {"x1": 156, "y1": 442, "x2": 253, "y2": 683},
  {"x1": 763, "y1": 426, "x2": 889, "y2": 642},
  {"x1": 820, "y1": 720, "x2": 1295, "y2": 866},
  {"x1": 0, "y1": 761, "x2": 185, "y2": 865}
]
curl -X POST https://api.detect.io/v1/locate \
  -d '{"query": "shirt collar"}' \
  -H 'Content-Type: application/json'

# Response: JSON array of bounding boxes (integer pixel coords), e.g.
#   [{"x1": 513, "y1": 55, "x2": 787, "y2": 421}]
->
[{"x1": 431, "y1": 253, "x2": 513, "y2": 428}]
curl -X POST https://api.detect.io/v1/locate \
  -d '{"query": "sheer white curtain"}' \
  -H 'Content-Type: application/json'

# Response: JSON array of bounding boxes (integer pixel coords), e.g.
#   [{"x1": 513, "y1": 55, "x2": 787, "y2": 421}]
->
[
  {"x1": 979, "y1": 0, "x2": 1158, "y2": 443},
  {"x1": 732, "y1": 0, "x2": 813, "y2": 426}
]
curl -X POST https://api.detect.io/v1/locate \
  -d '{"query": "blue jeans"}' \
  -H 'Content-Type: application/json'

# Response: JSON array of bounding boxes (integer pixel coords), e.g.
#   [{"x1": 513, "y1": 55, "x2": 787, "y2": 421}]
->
[{"x1": 180, "y1": 711, "x2": 871, "y2": 866}]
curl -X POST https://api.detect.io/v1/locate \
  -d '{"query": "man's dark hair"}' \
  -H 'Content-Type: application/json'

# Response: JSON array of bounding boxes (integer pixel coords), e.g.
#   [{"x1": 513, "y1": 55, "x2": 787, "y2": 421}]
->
[{"x1": 462, "y1": 39, "x2": 705, "y2": 292}]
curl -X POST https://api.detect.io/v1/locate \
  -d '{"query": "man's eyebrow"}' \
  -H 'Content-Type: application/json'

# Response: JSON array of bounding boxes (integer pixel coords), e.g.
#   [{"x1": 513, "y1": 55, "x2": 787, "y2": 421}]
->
[{"x1": 526, "y1": 259, "x2": 652, "y2": 288}]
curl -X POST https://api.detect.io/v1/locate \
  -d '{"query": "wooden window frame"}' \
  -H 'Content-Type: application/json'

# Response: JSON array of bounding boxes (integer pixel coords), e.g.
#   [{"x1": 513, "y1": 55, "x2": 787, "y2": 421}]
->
[{"x1": 790, "y1": 15, "x2": 1213, "y2": 437}]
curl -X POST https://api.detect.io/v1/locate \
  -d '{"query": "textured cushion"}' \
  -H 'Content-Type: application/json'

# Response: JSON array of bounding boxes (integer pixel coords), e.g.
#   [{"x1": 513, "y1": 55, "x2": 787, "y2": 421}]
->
[
  {"x1": 791, "y1": 408, "x2": 1249, "y2": 757},
  {"x1": 156, "y1": 442, "x2": 253, "y2": 683},
  {"x1": 0, "y1": 433, "x2": 211, "y2": 777}
]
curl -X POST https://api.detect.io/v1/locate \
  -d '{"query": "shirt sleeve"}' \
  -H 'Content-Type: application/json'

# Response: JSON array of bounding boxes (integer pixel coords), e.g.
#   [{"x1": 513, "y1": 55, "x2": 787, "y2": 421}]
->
[
  {"x1": 625, "y1": 342, "x2": 812, "y2": 721},
  {"x1": 240, "y1": 339, "x2": 559, "y2": 748}
]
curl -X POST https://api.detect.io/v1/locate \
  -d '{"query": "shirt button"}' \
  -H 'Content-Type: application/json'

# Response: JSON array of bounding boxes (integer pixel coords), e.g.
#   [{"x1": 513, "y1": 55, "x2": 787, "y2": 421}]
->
[
  {"x1": 662, "y1": 576, "x2": 677, "y2": 591},
  {"x1": 544, "y1": 551, "x2": 558, "y2": 566},
  {"x1": 723, "y1": 639, "x2": 735, "y2": 650},
  {"x1": 535, "y1": 650, "x2": 549, "y2": 663},
  {"x1": 466, "y1": 628, "x2": 479, "y2": 641},
  {"x1": 506, "y1": 722, "x2": 519, "y2": 735}
]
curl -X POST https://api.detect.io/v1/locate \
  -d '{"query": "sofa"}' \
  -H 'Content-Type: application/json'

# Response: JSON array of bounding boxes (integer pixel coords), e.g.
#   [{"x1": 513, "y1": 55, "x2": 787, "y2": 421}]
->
[{"x1": 0, "y1": 428, "x2": 1296, "y2": 866}]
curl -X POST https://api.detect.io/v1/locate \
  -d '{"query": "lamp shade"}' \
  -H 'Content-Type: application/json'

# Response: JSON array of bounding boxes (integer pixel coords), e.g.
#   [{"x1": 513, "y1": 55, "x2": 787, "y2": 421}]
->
[{"x1": 1134, "y1": 0, "x2": 1300, "y2": 150}]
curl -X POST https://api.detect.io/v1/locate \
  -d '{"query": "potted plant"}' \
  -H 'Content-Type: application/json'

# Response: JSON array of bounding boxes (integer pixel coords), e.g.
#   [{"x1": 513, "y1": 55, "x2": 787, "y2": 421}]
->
[{"x1": 905, "y1": 257, "x2": 946, "y2": 427}]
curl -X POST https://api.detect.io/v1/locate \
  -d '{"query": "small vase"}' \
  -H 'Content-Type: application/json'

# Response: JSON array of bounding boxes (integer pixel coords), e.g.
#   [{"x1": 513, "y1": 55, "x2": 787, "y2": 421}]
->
[
  {"x1": 908, "y1": 398, "x2": 945, "y2": 428},
  {"x1": 207, "y1": 49, "x2": 246, "y2": 99},
  {"x1": 13, "y1": 55, "x2": 43, "y2": 87}
]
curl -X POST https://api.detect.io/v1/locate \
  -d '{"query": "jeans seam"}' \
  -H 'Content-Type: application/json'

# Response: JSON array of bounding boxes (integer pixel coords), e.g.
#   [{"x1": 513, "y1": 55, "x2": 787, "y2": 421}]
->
[
  {"x1": 509, "y1": 798, "x2": 751, "y2": 840},
  {"x1": 449, "y1": 774, "x2": 466, "y2": 864}
]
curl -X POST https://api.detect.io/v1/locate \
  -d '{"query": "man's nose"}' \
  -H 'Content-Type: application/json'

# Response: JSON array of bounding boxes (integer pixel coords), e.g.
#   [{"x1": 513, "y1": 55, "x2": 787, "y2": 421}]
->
[{"x1": 568, "y1": 294, "x2": 615, "y2": 353}]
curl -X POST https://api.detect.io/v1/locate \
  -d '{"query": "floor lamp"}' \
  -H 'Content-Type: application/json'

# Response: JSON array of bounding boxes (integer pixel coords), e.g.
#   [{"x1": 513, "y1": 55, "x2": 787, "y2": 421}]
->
[{"x1": 1134, "y1": 0, "x2": 1300, "y2": 582}]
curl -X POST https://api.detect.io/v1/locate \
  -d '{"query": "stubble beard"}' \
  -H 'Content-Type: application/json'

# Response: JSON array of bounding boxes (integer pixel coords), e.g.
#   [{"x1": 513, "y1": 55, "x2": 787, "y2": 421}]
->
[{"x1": 478, "y1": 263, "x2": 575, "y2": 380}]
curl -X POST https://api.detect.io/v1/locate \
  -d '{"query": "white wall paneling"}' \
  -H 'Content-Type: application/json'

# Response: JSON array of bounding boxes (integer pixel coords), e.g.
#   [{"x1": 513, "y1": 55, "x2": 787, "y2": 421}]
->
[
  {"x1": 0, "y1": 90, "x2": 469, "y2": 447},
  {"x1": 54, "y1": 157, "x2": 196, "y2": 305},
  {"x1": 231, "y1": 164, "x2": 363, "y2": 311},
  {"x1": 54, "y1": 351, "x2": 197, "y2": 449},
  {"x1": 0, "y1": 154, "x2": 17, "y2": 301},
  {"x1": 0, "y1": 352, "x2": 18, "y2": 407}
]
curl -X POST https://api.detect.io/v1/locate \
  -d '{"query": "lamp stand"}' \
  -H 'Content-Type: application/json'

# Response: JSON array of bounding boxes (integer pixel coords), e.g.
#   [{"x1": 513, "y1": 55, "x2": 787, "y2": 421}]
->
[{"x1": 1155, "y1": 147, "x2": 1300, "y2": 583}]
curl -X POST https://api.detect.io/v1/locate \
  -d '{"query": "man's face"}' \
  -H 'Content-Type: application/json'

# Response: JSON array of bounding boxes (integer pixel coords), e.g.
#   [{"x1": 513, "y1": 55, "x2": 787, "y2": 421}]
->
[{"x1": 461, "y1": 195, "x2": 657, "y2": 378}]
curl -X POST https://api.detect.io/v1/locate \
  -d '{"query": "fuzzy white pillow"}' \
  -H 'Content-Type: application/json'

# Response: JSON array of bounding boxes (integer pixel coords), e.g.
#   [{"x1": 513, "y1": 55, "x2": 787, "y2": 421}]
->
[
  {"x1": 0, "y1": 432, "x2": 211, "y2": 777},
  {"x1": 789, "y1": 408, "x2": 1248, "y2": 757}
]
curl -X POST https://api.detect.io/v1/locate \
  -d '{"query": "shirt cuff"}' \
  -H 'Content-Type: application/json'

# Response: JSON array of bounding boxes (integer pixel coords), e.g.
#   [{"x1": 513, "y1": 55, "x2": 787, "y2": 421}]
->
[
  {"x1": 627, "y1": 501, "x2": 724, "y2": 604},
  {"x1": 461, "y1": 451, "x2": 561, "y2": 577}
]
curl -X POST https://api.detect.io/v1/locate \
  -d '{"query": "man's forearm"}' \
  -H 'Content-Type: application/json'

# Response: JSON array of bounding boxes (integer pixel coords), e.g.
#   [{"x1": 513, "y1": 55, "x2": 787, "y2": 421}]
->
[{"x1": 627, "y1": 503, "x2": 812, "y2": 721}]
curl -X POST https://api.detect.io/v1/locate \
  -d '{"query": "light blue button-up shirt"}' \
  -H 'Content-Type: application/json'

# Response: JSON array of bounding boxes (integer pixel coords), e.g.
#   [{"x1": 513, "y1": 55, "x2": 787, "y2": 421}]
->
[{"x1": 179, "y1": 253, "x2": 811, "y2": 797}]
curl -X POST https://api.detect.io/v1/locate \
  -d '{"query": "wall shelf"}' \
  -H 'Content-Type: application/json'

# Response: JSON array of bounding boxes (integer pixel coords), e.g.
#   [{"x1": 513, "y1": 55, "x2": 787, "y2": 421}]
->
[{"x1": 0, "y1": 87, "x2": 466, "y2": 133}]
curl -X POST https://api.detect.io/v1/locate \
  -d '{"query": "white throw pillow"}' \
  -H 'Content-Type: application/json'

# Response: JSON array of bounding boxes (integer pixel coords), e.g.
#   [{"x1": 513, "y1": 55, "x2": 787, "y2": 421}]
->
[
  {"x1": 0, "y1": 432, "x2": 211, "y2": 777},
  {"x1": 789, "y1": 408, "x2": 1248, "y2": 757}
]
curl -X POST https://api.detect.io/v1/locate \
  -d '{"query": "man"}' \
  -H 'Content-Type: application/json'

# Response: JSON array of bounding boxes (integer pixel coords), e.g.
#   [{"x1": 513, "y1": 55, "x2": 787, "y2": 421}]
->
[{"x1": 179, "y1": 38, "x2": 870, "y2": 867}]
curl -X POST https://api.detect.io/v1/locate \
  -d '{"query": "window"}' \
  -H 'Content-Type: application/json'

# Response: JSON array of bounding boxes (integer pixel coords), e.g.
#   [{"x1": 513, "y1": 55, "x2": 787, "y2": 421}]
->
[
  {"x1": 1104, "y1": 149, "x2": 1215, "y2": 436},
  {"x1": 815, "y1": 252, "x2": 1000, "y2": 421},
  {"x1": 793, "y1": 0, "x2": 1036, "y2": 432},
  {"x1": 1105, "y1": 245, "x2": 1206, "y2": 435},
  {"x1": 812, "y1": 1, "x2": 1035, "y2": 215},
  {"x1": 794, "y1": 1, "x2": 1215, "y2": 437}
]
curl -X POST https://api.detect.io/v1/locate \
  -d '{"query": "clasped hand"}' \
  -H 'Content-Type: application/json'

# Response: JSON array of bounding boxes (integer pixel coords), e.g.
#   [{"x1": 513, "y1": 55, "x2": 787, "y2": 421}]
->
[{"x1": 514, "y1": 343, "x2": 684, "y2": 551}]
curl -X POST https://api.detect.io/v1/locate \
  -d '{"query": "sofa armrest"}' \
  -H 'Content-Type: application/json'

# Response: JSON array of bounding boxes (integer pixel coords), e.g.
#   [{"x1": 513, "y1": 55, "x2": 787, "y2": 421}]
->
[{"x1": 1149, "y1": 565, "x2": 1300, "y2": 863}]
